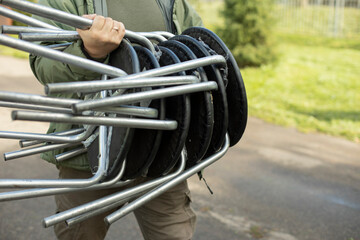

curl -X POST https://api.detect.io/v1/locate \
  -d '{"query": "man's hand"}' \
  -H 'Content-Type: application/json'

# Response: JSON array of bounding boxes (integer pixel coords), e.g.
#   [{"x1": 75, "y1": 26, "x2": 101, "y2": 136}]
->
[{"x1": 77, "y1": 14, "x2": 125, "y2": 59}]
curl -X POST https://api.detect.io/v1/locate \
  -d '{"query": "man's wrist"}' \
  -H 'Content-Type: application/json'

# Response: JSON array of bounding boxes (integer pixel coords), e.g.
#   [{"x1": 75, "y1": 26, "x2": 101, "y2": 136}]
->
[{"x1": 81, "y1": 43, "x2": 108, "y2": 62}]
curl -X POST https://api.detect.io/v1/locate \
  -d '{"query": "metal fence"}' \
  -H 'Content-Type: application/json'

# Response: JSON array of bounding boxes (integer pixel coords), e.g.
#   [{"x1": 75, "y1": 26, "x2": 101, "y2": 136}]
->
[{"x1": 276, "y1": 0, "x2": 360, "y2": 38}]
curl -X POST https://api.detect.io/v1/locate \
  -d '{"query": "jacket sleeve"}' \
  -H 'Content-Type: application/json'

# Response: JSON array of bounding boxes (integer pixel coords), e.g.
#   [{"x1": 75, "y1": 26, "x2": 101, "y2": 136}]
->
[
  {"x1": 172, "y1": 0, "x2": 204, "y2": 34},
  {"x1": 29, "y1": 0, "x2": 107, "y2": 85}
]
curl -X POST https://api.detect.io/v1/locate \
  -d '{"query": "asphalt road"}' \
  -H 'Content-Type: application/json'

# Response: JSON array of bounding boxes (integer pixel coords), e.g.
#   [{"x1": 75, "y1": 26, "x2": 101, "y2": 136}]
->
[{"x1": 0, "y1": 56, "x2": 359, "y2": 240}]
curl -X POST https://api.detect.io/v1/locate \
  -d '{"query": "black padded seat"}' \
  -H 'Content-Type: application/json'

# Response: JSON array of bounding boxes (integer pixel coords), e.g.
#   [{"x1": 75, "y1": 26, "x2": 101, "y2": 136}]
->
[
  {"x1": 146, "y1": 46, "x2": 191, "y2": 177},
  {"x1": 87, "y1": 39, "x2": 140, "y2": 179},
  {"x1": 182, "y1": 27, "x2": 248, "y2": 147}
]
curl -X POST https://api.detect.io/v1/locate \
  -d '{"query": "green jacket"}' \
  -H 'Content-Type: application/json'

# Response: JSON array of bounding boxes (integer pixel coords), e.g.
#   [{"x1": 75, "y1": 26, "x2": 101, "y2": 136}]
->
[{"x1": 30, "y1": 0, "x2": 203, "y2": 171}]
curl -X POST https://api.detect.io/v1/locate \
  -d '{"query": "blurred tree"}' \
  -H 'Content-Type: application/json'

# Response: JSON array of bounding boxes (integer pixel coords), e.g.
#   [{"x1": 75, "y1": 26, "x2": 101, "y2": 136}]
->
[{"x1": 218, "y1": 0, "x2": 278, "y2": 67}]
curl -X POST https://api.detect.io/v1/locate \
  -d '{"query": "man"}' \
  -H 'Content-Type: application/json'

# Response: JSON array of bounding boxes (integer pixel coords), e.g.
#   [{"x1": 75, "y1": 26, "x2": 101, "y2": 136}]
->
[{"x1": 30, "y1": 0, "x2": 203, "y2": 239}]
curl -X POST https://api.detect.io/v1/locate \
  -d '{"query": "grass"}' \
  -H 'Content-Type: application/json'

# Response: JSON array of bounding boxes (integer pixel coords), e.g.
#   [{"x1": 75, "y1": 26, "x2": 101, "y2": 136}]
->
[
  {"x1": 189, "y1": 0, "x2": 360, "y2": 142},
  {"x1": 276, "y1": 32, "x2": 360, "y2": 51},
  {"x1": 248, "y1": 225, "x2": 266, "y2": 239},
  {"x1": 242, "y1": 37, "x2": 360, "y2": 142}
]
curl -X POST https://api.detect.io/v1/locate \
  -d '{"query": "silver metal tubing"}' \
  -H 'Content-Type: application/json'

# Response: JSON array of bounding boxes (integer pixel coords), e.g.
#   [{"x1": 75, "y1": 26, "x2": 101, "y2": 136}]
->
[
  {"x1": 0, "y1": 91, "x2": 156, "y2": 117},
  {"x1": 23, "y1": 32, "x2": 157, "y2": 55},
  {"x1": 91, "y1": 73, "x2": 156, "y2": 119},
  {"x1": 105, "y1": 135, "x2": 230, "y2": 225},
  {"x1": 19, "y1": 31, "x2": 80, "y2": 42},
  {"x1": 99, "y1": 126, "x2": 108, "y2": 172},
  {"x1": 55, "y1": 146, "x2": 87, "y2": 162},
  {"x1": 4, "y1": 142, "x2": 81, "y2": 161},
  {"x1": 13, "y1": 111, "x2": 178, "y2": 131},
  {"x1": 46, "y1": 56, "x2": 226, "y2": 96},
  {"x1": 0, "y1": 125, "x2": 95, "y2": 143},
  {"x1": 103, "y1": 106, "x2": 158, "y2": 119},
  {"x1": 136, "y1": 32, "x2": 167, "y2": 42},
  {"x1": 0, "y1": 100, "x2": 72, "y2": 114},
  {"x1": 1, "y1": 0, "x2": 91, "y2": 29},
  {"x1": 123, "y1": 55, "x2": 227, "y2": 78},
  {"x1": 66, "y1": 201, "x2": 127, "y2": 227},
  {"x1": 0, "y1": 0, "x2": 156, "y2": 53},
  {"x1": 2, "y1": 25, "x2": 159, "y2": 52},
  {"x1": 0, "y1": 35, "x2": 127, "y2": 78},
  {"x1": 42, "y1": 154, "x2": 185, "y2": 228},
  {"x1": 124, "y1": 30, "x2": 155, "y2": 53},
  {"x1": 152, "y1": 31, "x2": 175, "y2": 39},
  {"x1": 19, "y1": 140, "x2": 43, "y2": 148},
  {"x1": 0, "y1": 25, "x2": 65, "y2": 34},
  {"x1": 0, "y1": 138, "x2": 106, "y2": 188},
  {"x1": 66, "y1": 189, "x2": 145, "y2": 227},
  {"x1": 20, "y1": 128, "x2": 85, "y2": 148},
  {"x1": 0, "y1": 90, "x2": 78, "y2": 108},
  {"x1": 46, "y1": 42, "x2": 72, "y2": 51},
  {"x1": 0, "y1": 5, "x2": 59, "y2": 29},
  {"x1": 46, "y1": 75, "x2": 200, "y2": 94},
  {"x1": 0, "y1": 160, "x2": 130, "y2": 202},
  {"x1": 72, "y1": 81, "x2": 218, "y2": 113},
  {"x1": 99, "y1": 75, "x2": 109, "y2": 172}
]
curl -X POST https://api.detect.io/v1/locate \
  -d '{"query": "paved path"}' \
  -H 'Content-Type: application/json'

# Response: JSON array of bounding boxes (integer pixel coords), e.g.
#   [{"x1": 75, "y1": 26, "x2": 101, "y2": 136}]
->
[{"x1": 0, "y1": 56, "x2": 359, "y2": 240}]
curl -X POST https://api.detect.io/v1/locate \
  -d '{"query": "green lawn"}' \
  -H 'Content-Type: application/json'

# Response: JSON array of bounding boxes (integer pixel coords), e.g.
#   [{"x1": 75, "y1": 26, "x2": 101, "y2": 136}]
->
[
  {"x1": 189, "y1": 0, "x2": 360, "y2": 142},
  {"x1": 242, "y1": 35, "x2": 360, "y2": 142}
]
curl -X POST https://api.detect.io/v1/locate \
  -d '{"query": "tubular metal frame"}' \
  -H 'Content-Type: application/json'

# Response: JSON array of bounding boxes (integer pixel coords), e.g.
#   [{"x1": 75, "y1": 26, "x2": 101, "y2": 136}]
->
[
  {"x1": 72, "y1": 82, "x2": 218, "y2": 113},
  {"x1": 105, "y1": 135, "x2": 230, "y2": 225},
  {"x1": 20, "y1": 31, "x2": 80, "y2": 42},
  {"x1": 46, "y1": 56, "x2": 226, "y2": 94},
  {"x1": 0, "y1": 122, "x2": 103, "y2": 188},
  {"x1": 0, "y1": 91, "x2": 159, "y2": 117},
  {"x1": 0, "y1": 156, "x2": 106, "y2": 188},
  {"x1": 0, "y1": 160, "x2": 131, "y2": 202},
  {"x1": 55, "y1": 146, "x2": 87, "y2": 162},
  {"x1": 152, "y1": 31, "x2": 175, "y2": 39},
  {"x1": 0, "y1": 0, "x2": 156, "y2": 54},
  {"x1": 0, "y1": 34, "x2": 127, "y2": 78},
  {"x1": 0, "y1": 0, "x2": 239, "y2": 230},
  {"x1": 46, "y1": 76, "x2": 200, "y2": 94},
  {"x1": 19, "y1": 31, "x2": 168, "y2": 43},
  {"x1": 46, "y1": 42, "x2": 72, "y2": 50},
  {"x1": 0, "y1": 25, "x2": 66, "y2": 34},
  {"x1": 1, "y1": 26, "x2": 170, "y2": 44},
  {"x1": 0, "y1": 5, "x2": 59, "y2": 29},
  {"x1": 136, "y1": 32, "x2": 167, "y2": 42},
  {"x1": 66, "y1": 200, "x2": 131, "y2": 227},
  {"x1": 20, "y1": 128, "x2": 85, "y2": 148},
  {"x1": 4, "y1": 142, "x2": 81, "y2": 161},
  {"x1": 12, "y1": 111, "x2": 178, "y2": 131},
  {"x1": 0, "y1": 125, "x2": 96, "y2": 143},
  {"x1": 0, "y1": 100, "x2": 73, "y2": 114},
  {"x1": 42, "y1": 153, "x2": 186, "y2": 228}
]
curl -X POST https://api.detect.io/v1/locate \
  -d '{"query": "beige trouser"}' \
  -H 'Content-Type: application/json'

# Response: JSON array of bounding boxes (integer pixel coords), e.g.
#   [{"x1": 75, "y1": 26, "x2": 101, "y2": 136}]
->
[{"x1": 54, "y1": 166, "x2": 196, "y2": 240}]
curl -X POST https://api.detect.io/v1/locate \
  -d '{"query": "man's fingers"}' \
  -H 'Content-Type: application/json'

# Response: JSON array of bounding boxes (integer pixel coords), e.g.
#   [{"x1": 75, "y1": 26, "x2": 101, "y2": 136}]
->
[
  {"x1": 102, "y1": 17, "x2": 114, "y2": 33},
  {"x1": 91, "y1": 15, "x2": 106, "y2": 32},
  {"x1": 112, "y1": 21, "x2": 125, "y2": 37},
  {"x1": 82, "y1": 14, "x2": 97, "y2": 20},
  {"x1": 117, "y1": 22, "x2": 126, "y2": 39},
  {"x1": 76, "y1": 16, "x2": 126, "y2": 58},
  {"x1": 108, "y1": 21, "x2": 124, "y2": 44}
]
